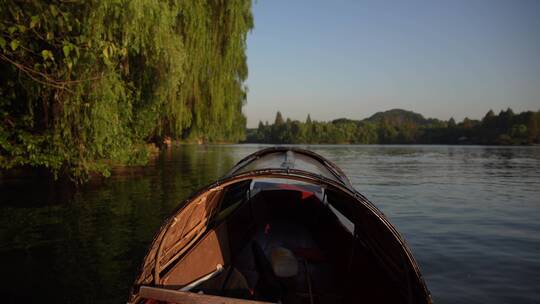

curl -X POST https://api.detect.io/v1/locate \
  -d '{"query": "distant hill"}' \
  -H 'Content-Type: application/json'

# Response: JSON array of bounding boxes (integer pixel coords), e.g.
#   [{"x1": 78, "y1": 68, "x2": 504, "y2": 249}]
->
[
  {"x1": 364, "y1": 109, "x2": 430, "y2": 125},
  {"x1": 331, "y1": 109, "x2": 440, "y2": 127}
]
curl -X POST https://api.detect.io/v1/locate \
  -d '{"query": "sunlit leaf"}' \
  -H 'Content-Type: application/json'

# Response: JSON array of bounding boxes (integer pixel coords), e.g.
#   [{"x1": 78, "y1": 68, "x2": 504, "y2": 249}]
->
[
  {"x1": 63, "y1": 44, "x2": 70, "y2": 57},
  {"x1": 10, "y1": 40, "x2": 19, "y2": 51},
  {"x1": 30, "y1": 16, "x2": 40, "y2": 28},
  {"x1": 41, "y1": 49, "x2": 54, "y2": 61}
]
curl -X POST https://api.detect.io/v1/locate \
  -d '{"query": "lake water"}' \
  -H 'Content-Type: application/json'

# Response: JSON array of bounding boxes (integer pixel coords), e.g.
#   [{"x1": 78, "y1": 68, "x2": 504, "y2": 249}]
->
[{"x1": 1, "y1": 144, "x2": 539, "y2": 303}]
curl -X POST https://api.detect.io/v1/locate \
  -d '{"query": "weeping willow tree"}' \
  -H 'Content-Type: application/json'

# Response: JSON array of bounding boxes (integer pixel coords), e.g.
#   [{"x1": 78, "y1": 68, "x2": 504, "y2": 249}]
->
[
  {"x1": 0, "y1": 0, "x2": 253, "y2": 182},
  {"x1": 177, "y1": 1, "x2": 252, "y2": 142}
]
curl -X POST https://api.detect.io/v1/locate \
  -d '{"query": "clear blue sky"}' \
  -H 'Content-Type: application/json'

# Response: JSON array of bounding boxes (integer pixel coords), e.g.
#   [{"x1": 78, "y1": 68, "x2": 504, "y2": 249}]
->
[{"x1": 245, "y1": 0, "x2": 540, "y2": 127}]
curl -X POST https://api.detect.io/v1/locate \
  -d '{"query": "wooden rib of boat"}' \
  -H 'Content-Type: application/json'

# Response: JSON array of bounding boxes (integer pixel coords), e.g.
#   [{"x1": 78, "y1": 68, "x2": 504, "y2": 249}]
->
[{"x1": 128, "y1": 147, "x2": 432, "y2": 304}]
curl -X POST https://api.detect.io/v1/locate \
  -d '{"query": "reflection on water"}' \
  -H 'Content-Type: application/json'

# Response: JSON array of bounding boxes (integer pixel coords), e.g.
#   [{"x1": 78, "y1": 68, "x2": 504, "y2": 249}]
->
[
  {"x1": 1, "y1": 144, "x2": 539, "y2": 303},
  {"x1": 0, "y1": 145, "x2": 240, "y2": 304}
]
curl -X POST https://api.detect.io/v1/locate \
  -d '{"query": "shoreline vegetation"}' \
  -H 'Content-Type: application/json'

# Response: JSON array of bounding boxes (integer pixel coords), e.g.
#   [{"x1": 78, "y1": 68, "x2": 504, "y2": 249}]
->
[
  {"x1": 0, "y1": 1, "x2": 253, "y2": 183},
  {"x1": 1, "y1": 3, "x2": 538, "y2": 184},
  {"x1": 245, "y1": 109, "x2": 540, "y2": 146}
]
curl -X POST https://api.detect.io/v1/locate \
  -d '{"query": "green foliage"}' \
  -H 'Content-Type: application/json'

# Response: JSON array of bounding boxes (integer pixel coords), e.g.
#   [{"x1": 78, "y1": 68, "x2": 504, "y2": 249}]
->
[
  {"x1": 246, "y1": 109, "x2": 540, "y2": 145},
  {"x1": 177, "y1": 1, "x2": 252, "y2": 143},
  {"x1": 0, "y1": 0, "x2": 253, "y2": 182}
]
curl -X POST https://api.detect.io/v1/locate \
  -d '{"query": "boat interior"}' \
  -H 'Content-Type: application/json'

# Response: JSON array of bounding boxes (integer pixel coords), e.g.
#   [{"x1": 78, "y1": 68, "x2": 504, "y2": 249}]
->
[{"x1": 135, "y1": 177, "x2": 421, "y2": 304}]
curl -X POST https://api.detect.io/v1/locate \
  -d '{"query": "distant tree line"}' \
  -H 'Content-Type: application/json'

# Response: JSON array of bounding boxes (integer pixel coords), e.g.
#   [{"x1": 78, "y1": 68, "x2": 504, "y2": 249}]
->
[
  {"x1": 0, "y1": 1, "x2": 253, "y2": 181},
  {"x1": 246, "y1": 109, "x2": 540, "y2": 145}
]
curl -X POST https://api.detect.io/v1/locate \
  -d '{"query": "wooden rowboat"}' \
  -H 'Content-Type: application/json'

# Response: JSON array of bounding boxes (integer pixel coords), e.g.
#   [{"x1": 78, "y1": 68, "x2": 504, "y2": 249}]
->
[{"x1": 129, "y1": 147, "x2": 432, "y2": 304}]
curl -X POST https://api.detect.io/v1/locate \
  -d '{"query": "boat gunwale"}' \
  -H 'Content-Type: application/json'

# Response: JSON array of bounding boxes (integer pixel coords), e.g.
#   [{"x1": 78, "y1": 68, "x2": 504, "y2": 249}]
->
[{"x1": 225, "y1": 146, "x2": 354, "y2": 189}]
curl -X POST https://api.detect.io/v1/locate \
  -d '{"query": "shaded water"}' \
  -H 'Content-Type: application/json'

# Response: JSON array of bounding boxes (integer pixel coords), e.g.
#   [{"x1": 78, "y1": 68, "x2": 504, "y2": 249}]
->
[{"x1": 1, "y1": 145, "x2": 539, "y2": 303}]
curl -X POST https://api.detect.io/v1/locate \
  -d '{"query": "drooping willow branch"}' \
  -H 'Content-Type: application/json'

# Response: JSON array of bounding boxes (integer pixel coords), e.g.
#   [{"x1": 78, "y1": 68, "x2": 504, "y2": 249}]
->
[{"x1": 0, "y1": 53, "x2": 101, "y2": 92}]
